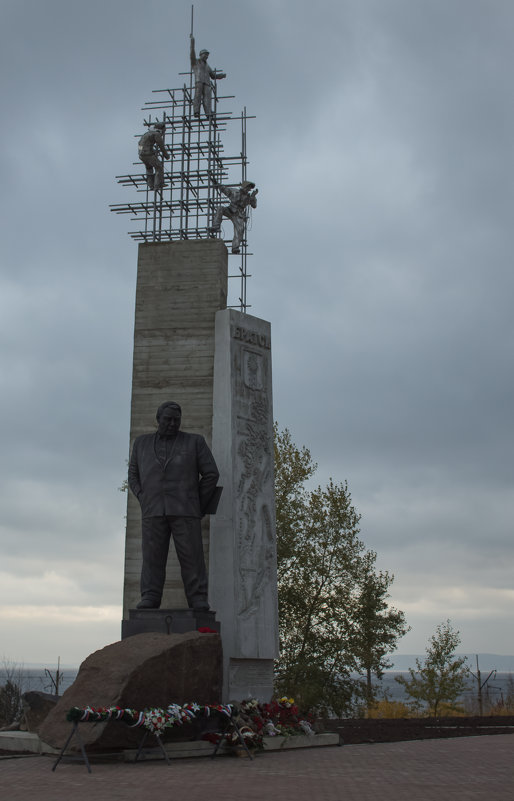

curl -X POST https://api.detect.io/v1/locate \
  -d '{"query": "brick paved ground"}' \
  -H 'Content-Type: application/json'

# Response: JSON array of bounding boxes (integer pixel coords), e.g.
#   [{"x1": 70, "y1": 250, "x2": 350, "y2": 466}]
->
[{"x1": 1, "y1": 735, "x2": 513, "y2": 801}]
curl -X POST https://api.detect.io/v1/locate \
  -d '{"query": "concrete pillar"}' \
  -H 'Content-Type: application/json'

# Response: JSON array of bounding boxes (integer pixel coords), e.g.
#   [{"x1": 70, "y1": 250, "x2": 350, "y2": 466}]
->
[
  {"x1": 209, "y1": 309, "x2": 279, "y2": 702},
  {"x1": 122, "y1": 240, "x2": 228, "y2": 620}
]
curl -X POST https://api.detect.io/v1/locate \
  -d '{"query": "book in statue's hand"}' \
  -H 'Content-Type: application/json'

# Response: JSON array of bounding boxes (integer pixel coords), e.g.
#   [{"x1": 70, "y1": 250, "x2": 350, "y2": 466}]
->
[{"x1": 203, "y1": 486, "x2": 223, "y2": 515}]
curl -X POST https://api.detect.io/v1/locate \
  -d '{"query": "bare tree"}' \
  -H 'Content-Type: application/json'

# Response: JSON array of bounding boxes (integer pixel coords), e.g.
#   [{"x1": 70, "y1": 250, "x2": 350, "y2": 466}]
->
[{"x1": 0, "y1": 657, "x2": 24, "y2": 727}]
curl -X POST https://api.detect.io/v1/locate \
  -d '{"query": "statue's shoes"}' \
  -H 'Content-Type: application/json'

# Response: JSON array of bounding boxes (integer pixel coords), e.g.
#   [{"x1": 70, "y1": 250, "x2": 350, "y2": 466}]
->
[
  {"x1": 193, "y1": 603, "x2": 210, "y2": 612},
  {"x1": 136, "y1": 599, "x2": 160, "y2": 609}
]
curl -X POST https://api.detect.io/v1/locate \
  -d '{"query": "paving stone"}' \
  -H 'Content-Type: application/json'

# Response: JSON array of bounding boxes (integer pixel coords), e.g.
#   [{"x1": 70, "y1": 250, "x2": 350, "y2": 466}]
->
[{"x1": 0, "y1": 734, "x2": 512, "y2": 801}]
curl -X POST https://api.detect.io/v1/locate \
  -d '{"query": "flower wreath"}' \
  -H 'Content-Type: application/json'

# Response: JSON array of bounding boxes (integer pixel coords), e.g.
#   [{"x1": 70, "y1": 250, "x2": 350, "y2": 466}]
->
[{"x1": 66, "y1": 702, "x2": 233, "y2": 734}]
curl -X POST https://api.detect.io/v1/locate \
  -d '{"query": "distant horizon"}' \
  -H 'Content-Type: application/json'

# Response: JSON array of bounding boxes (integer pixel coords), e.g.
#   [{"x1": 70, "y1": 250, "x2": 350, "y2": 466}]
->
[
  {"x1": 3, "y1": 651, "x2": 514, "y2": 673},
  {"x1": 390, "y1": 652, "x2": 514, "y2": 673},
  {"x1": 3, "y1": 659, "x2": 511, "y2": 710}
]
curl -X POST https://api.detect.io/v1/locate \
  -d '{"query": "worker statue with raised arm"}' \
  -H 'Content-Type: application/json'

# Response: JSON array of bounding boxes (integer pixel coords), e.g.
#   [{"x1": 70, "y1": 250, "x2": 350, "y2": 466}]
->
[
  {"x1": 190, "y1": 34, "x2": 226, "y2": 118},
  {"x1": 210, "y1": 178, "x2": 258, "y2": 254},
  {"x1": 138, "y1": 121, "x2": 170, "y2": 192}
]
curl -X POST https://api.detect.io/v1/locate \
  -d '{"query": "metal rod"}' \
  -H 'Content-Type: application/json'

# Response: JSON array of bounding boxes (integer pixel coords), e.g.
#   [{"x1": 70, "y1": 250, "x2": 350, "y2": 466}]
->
[{"x1": 112, "y1": 79, "x2": 254, "y2": 302}]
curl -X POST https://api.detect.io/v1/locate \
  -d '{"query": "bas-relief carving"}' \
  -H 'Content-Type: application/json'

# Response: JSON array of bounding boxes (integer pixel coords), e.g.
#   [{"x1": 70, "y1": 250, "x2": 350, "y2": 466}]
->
[
  {"x1": 244, "y1": 351, "x2": 263, "y2": 391},
  {"x1": 232, "y1": 329, "x2": 276, "y2": 629}
]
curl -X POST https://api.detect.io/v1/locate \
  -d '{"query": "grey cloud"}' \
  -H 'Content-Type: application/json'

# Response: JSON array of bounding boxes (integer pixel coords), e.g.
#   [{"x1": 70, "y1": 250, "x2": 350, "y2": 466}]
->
[{"x1": 0, "y1": 0, "x2": 512, "y2": 662}]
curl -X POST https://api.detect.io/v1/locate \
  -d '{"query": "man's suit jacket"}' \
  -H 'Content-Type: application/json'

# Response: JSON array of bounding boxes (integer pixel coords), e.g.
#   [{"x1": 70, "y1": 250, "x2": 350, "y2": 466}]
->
[{"x1": 128, "y1": 430, "x2": 219, "y2": 519}]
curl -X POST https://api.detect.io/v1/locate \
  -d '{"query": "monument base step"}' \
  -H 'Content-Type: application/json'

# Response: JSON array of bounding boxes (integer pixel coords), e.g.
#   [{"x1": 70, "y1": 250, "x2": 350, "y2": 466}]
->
[
  {"x1": 123, "y1": 732, "x2": 341, "y2": 761},
  {"x1": 0, "y1": 731, "x2": 339, "y2": 760},
  {"x1": 121, "y1": 608, "x2": 220, "y2": 639},
  {"x1": 0, "y1": 731, "x2": 59, "y2": 755}
]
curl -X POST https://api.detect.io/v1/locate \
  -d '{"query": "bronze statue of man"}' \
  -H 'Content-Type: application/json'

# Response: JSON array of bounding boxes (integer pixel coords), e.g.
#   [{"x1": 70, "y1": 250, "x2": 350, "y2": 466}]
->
[
  {"x1": 190, "y1": 34, "x2": 226, "y2": 118},
  {"x1": 128, "y1": 402, "x2": 219, "y2": 610}
]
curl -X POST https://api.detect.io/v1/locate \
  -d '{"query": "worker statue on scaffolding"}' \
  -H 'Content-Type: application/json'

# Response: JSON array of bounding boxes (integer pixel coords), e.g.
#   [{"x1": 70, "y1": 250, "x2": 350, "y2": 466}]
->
[
  {"x1": 190, "y1": 35, "x2": 226, "y2": 119},
  {"x1": 138, "y1": 122, "x2": 170, "y2": 192},
  {"x1": 210, "y1": 179, "x2": 258, "y2": 254}
]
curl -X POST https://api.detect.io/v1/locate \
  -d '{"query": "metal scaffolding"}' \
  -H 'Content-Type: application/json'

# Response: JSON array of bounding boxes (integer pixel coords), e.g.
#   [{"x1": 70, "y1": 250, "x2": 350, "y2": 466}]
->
[{"x1": 110, "y1": 74, "x2": 254, "y2": 311}]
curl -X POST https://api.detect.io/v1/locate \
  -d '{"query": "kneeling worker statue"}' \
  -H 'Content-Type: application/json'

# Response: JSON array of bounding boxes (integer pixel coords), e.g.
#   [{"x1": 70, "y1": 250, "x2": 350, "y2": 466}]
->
[{"x1": 128, "y1": 401, "x2": 219, "y2": 611}]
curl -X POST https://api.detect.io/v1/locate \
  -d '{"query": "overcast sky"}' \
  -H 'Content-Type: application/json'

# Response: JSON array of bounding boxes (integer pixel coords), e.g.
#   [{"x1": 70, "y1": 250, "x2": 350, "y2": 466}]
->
[{"x1": 0, "y1": 0, "x2": 512, "y2": 669}]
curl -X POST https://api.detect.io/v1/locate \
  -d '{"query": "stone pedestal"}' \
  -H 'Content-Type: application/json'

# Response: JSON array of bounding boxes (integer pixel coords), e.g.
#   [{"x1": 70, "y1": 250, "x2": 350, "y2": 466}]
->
[
  {"x1": 209, "y1": 309, "x2": 279, "y2": 702},
  {"x1": 39, "y1": 632, "x2": 223, "y2": 751},
  {"x1": 122, "y1": 608, "x2": 220, "y2": 638},
  {"x1": 121, "y1": 243, "x2": 278, "y2": 704},
  {"x1": 122, "y1": 240, "x2": 228, "y2": 623}
]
